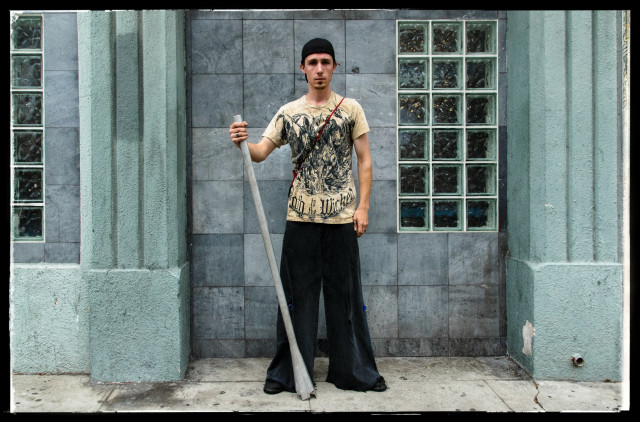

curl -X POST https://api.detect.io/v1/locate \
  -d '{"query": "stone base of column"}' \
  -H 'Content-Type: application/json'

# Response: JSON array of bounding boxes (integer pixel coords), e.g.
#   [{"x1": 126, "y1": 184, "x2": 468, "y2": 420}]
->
[
  {"x1": 506, "y1": 259, "x2": 622, "y2": 381},
  {"x1": 87, "y1": 263, "x2": 190, "y2": 382}
]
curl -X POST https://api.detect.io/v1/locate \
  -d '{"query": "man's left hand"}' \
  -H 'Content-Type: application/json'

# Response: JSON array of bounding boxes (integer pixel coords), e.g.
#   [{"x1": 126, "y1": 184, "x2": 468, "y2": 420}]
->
[{"x1": 353, "y1": 207, "x2": 369, "y2": 238}]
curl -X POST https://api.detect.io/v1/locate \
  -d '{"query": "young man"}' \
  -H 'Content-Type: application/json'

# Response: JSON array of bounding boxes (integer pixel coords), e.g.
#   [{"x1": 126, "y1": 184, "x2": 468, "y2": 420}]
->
[{"x1": 229, "y1": 38, "x2": 386, "y2": 394}]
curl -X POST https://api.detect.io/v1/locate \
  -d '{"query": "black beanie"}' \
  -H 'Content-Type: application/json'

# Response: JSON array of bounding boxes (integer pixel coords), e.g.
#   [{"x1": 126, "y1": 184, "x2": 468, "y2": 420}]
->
[{"x1": 301, "y1": 38, "x2": 335, "y2": 64}]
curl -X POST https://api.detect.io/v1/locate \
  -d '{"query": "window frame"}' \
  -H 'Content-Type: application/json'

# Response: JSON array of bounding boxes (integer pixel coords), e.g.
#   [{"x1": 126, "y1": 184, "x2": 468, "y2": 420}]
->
[
  {"x1": 10, "y1": 12, "x2": 45, "y2": 242},
  {"x1": 396, "y1": 19, "x2": 500, "y2": 233}
]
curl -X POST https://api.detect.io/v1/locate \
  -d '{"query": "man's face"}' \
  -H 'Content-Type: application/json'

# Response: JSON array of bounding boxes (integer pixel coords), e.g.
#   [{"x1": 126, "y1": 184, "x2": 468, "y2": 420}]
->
[{"x1": 300, "y1": 53, "x2": 337, "y2": 90}]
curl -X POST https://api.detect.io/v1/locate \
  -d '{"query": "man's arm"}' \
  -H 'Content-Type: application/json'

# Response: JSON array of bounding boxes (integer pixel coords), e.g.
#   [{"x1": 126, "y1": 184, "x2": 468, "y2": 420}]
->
[
  {"x1": 229, "y1": 121, "x2": 277, "y2": 163},
  {"x1": 353, "y1": 132, "x2": 372, "y2": 237}
]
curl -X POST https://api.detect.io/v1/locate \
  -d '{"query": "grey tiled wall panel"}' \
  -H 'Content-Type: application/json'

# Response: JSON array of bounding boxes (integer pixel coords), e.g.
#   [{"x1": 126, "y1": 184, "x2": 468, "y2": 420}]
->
[
  {"x1": 191, "y1": 234, "x2": 244, "y2": 287},
  {"x1": 363, "y1": 285, "x2": 398, "y2": 339},
  {"x1": 244, "y1": 234, "x2": 283, "y2": 287},
  {"x1": 345, "y1": 20, "x2": 396, "y2": 74},
  {"x1": 398, "y1": 285, "x2": 449, "y2": 338},
  {"x1": 190, "y1": 19, "x2": 243, "y2": 74},
  {"x1": 44, "y1": 243, "x2": 80, "y2": 263},
  {"x1": 192, "y1": 339, "x2": 245, "y2": 358},
  {"x1": 187, "y1": 10, "x2": 507, "y2": 358},
  {"x1": 12, "y1": 243, "x2": 45, "y2": 263},
  {"x1": 449, "y1": 285, "x2": 501, "y2": 338},
  {"x1": 193, "y1": 287, "x2": 244, "y2": 339},
  {"x1": 359, "y1": 234, "x2": 398, "y2": 285},
  {"x1": 45, "y1": 185, "x2": 80, "y2": 243},
  {"x1": 368, "y1": 127, "x2": 397, "y2": 181},
  {"x1": 398, "y1": 233, "x2": 449, "y2": 285},
  {"x1": 44, "y1": 71, "x2": 79, "y2": 128},
  {"x1": 368, "y1": 181, "x2": 398, "y2": 233},
  {"x1": 192, "y1": 128, "x2": 244, "y2": 181},
  {"x1": 45, "y1": 128, "x2": 80, "y2": 186},
  {"x1": 243, "y1": 20, "x2": 294, "y2": 74},
  {"x1": 244, "y1": 286, "x2": 278, "y2": 340},
  {"x1": 192, "y1": 74, "x2": 243, "y2": 128},
  {"x1": 448, "y1": 234, "x2": 500, "y2": 285},
  {"x1": 192, "y1": 181, "x2": 244, "y2": 234},
  {"x1": 346, "y1": 74, "x2": 397, "y2": 128},
  {"x1": 43, "y1": 12, "x2": 78, "y2": 71}
]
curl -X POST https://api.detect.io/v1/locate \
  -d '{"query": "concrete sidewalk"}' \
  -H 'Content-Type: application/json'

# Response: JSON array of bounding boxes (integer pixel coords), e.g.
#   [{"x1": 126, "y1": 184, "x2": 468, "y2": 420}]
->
[{"x1": 10, "y1": 356, "x2": 624, "y2": 413}]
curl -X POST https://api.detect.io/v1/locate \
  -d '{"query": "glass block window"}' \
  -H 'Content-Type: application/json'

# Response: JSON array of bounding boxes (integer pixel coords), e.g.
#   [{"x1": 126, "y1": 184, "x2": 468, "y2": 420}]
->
[
  {"x1": 397, "y1": 20, "x2": 498, "y2": 232},
  {"x1": 11, "y1": 13, "x2": 45, "y2": 241}
]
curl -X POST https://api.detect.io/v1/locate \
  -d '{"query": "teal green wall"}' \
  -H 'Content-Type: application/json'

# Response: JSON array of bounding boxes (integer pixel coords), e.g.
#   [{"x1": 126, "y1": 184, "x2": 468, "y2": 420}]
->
[
  {"x1": 506, "y1": 10, "x2": 624, "y2": 380},
  {"x1": 10, "y1": 264, "x2": 89, "y2": 373},
  {"x1": 87, "y1": 266, "x2": 189, "y2": 381},
  {"x1": 77, "y1": 10, "x2": 189, "y2": 381}
]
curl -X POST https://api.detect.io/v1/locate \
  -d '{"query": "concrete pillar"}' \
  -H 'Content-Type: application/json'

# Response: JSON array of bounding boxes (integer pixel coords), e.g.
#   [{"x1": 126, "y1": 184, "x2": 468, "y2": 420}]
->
[
  {"x1": 77, "y1": 10, "x2": 189, "y2": 381},
  {"x1": 506, "y1": 11, "x2": 623, "y2": 380}
]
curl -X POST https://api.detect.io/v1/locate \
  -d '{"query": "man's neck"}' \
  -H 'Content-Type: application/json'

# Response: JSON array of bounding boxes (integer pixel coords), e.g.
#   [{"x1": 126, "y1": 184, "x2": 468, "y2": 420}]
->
[{"x1": 305, "y1": 87, "x2": 332, "y2": 106}]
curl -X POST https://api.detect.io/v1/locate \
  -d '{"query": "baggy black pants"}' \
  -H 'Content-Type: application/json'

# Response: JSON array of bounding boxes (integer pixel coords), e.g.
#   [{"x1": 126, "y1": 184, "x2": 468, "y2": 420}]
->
[{"x1": 266, "y1": 221, "x2": 382, "y2": 392}]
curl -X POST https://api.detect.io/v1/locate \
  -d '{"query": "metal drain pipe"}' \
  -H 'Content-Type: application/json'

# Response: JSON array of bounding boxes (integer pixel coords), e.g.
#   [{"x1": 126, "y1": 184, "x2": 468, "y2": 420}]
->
[{"x1": 571, "y1": 354, "x2": 585, "y2": 367}]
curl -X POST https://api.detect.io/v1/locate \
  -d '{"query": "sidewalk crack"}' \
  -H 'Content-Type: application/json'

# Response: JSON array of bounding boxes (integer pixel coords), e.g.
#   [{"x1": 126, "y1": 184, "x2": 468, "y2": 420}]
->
[{"x1": 532, "y1": 381, "x2": 544, "y2": 410}]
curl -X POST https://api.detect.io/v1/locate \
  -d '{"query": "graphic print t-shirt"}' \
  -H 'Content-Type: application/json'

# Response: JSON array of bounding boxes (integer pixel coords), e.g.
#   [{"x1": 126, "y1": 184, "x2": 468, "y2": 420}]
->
[{"x1": 262, "y1": 92, "x2": 369, "y2": 224}]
